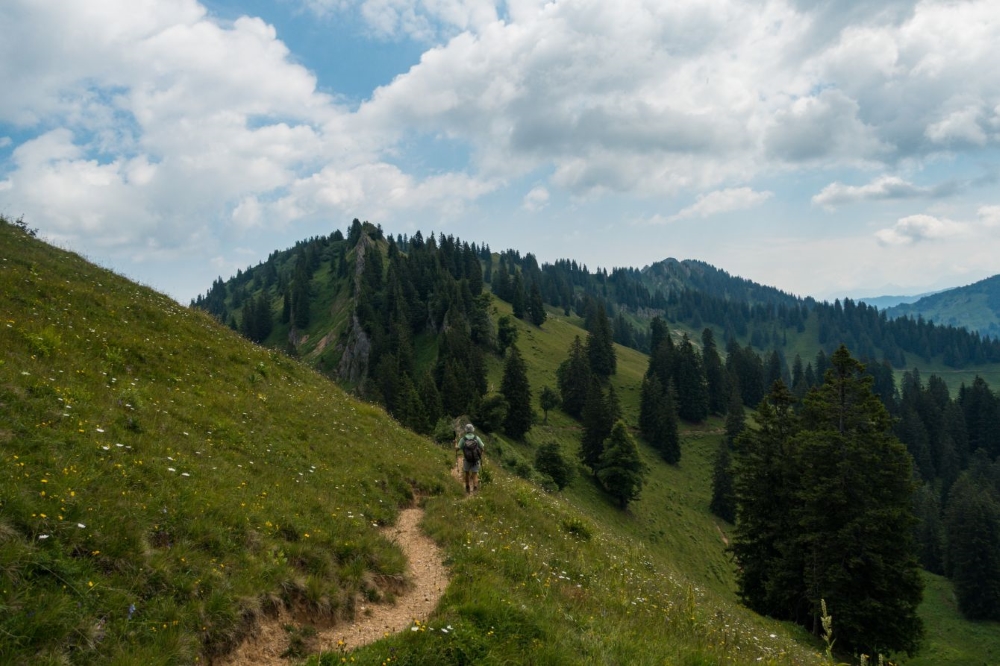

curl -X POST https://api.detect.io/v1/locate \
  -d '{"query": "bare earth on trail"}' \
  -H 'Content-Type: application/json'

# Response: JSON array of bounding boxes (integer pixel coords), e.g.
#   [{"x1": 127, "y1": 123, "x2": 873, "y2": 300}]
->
[{"x1": 216, "y1": 506, "x2": 450, "y2": 665}]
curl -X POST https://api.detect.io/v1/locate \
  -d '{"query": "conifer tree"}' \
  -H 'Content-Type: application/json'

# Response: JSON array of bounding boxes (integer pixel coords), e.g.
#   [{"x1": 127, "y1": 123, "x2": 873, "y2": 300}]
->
[
  {"x1": 557, "y1": 336, "x2": 591, "y2": 419},
  {"x1": 674, "y1": 334, "x2": 709, "y2": 422},
  {"x1": 528, "y1": 282, "x2": 547, "y2": 326},
  {"x1": 795, "y1": 345, "x2": 923, "y2": 656},
  {"x1": 639, "y1": 374, "x2": 680, "y2": 464},
  {"x1": 597, "y1": 421, "x2": 647, "y2": 509},
  {"x1": 501, "y1": 345, "x2": 533, "y2": 440},
  {"x1": 732, "y1": 380, "x2": 800, "y2": 618},
  {"x1": 913, "y1": 483, "x2": 946, "y2": 575},
  {"x1": 945, "y1": 472, "x2": 1000, "y2": 620},
  {"x1": 724, "y1": 387, "x2": 746, "y2": 447},
  {"x1": 586, "y1": 300, "x2": 617, "y2": 377},
  {"x1": 511, "y1": 272, "x2": 527, "y2": 319},
  {"x1": 702, "y1": 328, "x2": 728, "y2": 415},
  {"x1": 710, "y1": 439, "x2": 736, "y2": 523},
  {"x1": 580, "y1": 378, "x2": 613, "y2": 474}
]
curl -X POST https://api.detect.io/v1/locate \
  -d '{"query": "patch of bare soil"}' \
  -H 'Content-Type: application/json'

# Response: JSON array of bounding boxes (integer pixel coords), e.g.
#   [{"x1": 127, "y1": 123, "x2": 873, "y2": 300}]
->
[{"x1": 216, "y1": 507, "x2": 449, "y2": 665}]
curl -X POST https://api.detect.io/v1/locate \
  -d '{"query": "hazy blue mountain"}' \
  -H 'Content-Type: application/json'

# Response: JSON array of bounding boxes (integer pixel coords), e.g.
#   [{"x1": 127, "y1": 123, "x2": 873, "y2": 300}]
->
[{"x1": 886, "y1": 275, "x2": 1000, "y2": 339}]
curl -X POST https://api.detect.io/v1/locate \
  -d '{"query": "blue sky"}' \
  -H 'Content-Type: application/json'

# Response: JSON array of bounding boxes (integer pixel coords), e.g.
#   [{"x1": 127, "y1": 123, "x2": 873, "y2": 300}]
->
[{"x1": 2, "y1": 0, "x2": 1000, "y2": 304}]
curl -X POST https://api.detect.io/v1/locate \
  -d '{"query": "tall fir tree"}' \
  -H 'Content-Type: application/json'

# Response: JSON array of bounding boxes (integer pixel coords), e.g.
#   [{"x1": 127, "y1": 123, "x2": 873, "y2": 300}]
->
[
  {"x1": 586, "y1": 300, "x2": 617, "y2": 378},
  {"x1": 557, "y1": 336, "x2": 591, "y2": 419},
  {"x1": 528, "y1": 282, "x2": 547, "y2": 326},
  {"x1": 732, "y1": 380, "x2": 800, "y2": 619},
  {"x1": 501, "y1": 345, "x2": 533, "y2": 439},
  {"x1": 597, "y1": 421, "x2": 647, "y2": 509},
  {"x1": 724, "y1": 386, "x2": 746, "y2": 447},
  {"x1": 709, "y1": 438, "x2": 736, "y2": 523},
  {"x1": 580, "y1": 378, "x2": 613, "y2": 474},
  {"x1": 945, "y1": 471, "x2": 1000, "y2": 620},
  {"x1": 795, "y1": 345, "x2": 924, "y2": 656},
  {"x1": 674, "y1": 334, "x2": 709, "y2": 422},
  {"x1": 702, "y1": 328, "x2": 728, "y2": 415}
]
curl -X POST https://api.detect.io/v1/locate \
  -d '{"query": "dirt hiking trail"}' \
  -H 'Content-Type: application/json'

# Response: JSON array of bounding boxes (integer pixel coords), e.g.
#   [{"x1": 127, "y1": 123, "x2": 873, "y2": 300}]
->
[{"x1": 216, "y1": 504, "x2": 450, "y2": 666}]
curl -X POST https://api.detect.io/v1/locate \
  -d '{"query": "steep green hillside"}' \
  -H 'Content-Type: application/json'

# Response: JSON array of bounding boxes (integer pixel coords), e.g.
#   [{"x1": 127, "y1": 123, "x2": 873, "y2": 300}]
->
[
  {"x1": 1, "y1": 218, "x2": 834, "y2": 664},
  {"x1": 887, "y1": 274, "x2": 1000, "y2": 341}
]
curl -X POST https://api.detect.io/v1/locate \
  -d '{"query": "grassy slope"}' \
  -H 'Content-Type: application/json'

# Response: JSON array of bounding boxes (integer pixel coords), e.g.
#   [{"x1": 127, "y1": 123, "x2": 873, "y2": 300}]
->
[{"x1": 0, "y1": 222, "x2": 454, "y2": 664}]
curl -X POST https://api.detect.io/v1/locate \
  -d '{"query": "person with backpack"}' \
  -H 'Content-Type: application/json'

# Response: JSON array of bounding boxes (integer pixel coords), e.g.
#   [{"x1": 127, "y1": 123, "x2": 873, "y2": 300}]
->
[{"x1": 456, "y1": 423, "x2": 485, "y2": 494}]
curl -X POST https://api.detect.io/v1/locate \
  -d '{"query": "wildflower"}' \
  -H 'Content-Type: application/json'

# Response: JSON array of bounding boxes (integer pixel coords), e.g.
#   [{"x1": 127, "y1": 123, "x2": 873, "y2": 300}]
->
[
  {"x1": 77, "y1": 523, "x2": 85, "y2": 528},
  {"x1": 38, "y1": 534, "x2": 50, "y2": 540}
]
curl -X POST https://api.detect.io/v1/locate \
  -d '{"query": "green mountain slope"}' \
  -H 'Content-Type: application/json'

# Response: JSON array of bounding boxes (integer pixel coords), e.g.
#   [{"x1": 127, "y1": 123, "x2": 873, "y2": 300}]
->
[
  {"x1": 2, "y1": 219, "x2": 836, "y2": 664},
  {"x1": 886, "y1": 274, "x2": 1000, "y2": 340}
]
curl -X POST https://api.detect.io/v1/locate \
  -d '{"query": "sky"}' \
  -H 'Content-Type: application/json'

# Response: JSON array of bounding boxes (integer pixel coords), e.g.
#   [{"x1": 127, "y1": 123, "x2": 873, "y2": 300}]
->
[{"x1": 2, "y1": 0, "x2": 999, "y2": 305}]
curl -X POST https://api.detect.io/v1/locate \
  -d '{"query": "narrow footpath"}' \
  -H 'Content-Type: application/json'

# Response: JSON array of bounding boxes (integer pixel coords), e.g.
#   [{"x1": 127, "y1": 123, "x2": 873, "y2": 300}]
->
[{"x1": 216, "y1": 505, "x2": 450, "y2": 665}]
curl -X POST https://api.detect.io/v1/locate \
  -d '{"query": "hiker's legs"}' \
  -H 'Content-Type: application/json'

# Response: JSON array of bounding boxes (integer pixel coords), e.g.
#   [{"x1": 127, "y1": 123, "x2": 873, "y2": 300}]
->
[
  {"x1": 464, "y1": 470, "x2": 472, "y2": 493},
  {"x1": 471, "y1": 472, "x2": 479, "y2": 492}
]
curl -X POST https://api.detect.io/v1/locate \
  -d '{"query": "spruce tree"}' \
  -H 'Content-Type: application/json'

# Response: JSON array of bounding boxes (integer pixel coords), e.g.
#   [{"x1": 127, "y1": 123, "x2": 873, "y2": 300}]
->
[
  {"x1": 945, "y1": 473, "x2": 1000, "y2": 620},
  {"x1": 796, "y1": 345, "x2": 923, "y2": 656},
  {"x1": 702, "y1": 328, "x2": 728, "y2": 415},
  {"x1": 597, "y1": 421, "x2": 646, "y2": 509},
  {"x1": 724, "y1": 387, "x2": 746, "y2": 447},
  {"x1": 710, "y1": 438, "x2": 736, "y2": 523},
  {"x1": 732, "y1": 380, "x2": 800, "y2": 618},
  {"x1": 586, "y1": 301, "x2": 617, "y2": 378},
  {"x1": 500, "y1": 345, "x2": 533, "y2": 440},
  {"x1": 580, "y1": 378, "x2": 612, "y2": 474},
  {"x1": 528, "y1": 282, "x2": 547, "y2": 326},
  {"x1": 674, "y1": 334, "x2": 709, "y2": 422},
  {"x1": 511, "y1": 272, "x2": 527, "y2": 319},
  {"x1": 557, "y1": 336, "x2": 591, "y2": 419}
]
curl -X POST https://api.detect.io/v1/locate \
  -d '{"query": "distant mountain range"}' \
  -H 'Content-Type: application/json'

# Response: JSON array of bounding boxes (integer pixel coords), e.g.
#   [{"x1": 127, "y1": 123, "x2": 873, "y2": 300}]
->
[
  {"x1": 884, "y1": 274, "x2": 1000, "y2": 340},
  {"x1": 855, "y1": 293, "x2": 939, "y2": 310}
]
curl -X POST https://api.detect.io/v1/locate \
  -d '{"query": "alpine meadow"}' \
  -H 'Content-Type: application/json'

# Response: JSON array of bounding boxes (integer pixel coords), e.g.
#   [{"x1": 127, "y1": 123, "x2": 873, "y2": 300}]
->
[{"x1": 5, "y1": 213, "x2": 1000, "y2": 665}]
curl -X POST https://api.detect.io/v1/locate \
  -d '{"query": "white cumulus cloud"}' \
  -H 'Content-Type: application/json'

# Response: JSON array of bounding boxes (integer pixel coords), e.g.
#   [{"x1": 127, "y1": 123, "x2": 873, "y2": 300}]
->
[
  {"x1": 670, "y1": 187, "x2": 773, "y2": 221},
  {"x1": 875, "y1": 213, "x2": 968, "y2": 246}
]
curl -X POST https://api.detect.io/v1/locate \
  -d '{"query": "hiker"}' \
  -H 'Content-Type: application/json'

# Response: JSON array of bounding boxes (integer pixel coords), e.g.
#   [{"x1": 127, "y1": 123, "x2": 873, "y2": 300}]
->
[{"x1": 456, "y1": 423, "x2": 485, "y2": 494}]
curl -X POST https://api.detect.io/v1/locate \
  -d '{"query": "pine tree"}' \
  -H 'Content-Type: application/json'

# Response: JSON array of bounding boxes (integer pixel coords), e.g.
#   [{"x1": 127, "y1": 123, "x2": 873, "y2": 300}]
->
[
  {"x1": 529, "y1": 282, "x2": 547, "y2": 326},
  {"x1": 597, "y1": 421, "x2": 646, "y2": 509},
  {"x1": 710, "y1": 438, "x2": 736, "y2": 523},
  {"x1": 796, "y1": 345, "x2": 924, "y2": 656},
  {"x1": 724, "y1": 387, "x2": 746, "y2": 447},
  {"x1": 913, "y1": 483, "x2": 946, "y2": 575},
  {"x1": 639, "y1": 374, "x2": 680, "y2": 464},
  {"x1": 674, "y1": 334, "x2": 709, "y2": 422},
  {"x1": 580, "y1": 378, "x2": 612, "y2": 474},
  {"x1": 945, "y1": 472, "x2": 1000, "y2": 620},
  {"x1": 586, "y1": 301, "x2": 617, "y2": 378},
  {"x1": 511, "y1": 272, "x2": 527, "y2": 319},
  {"x1": 557, "y1": 336, "x2": 591, "y2": 419},
  {"x1": 702, "y1": 328, "x2": 728, "y2": 415},
  {"x1": 500, "y1": 345, "x2": 533, "y2": 440},
  {"x1": 732, "y1": 380, "x2": 800, "y2": 618}
]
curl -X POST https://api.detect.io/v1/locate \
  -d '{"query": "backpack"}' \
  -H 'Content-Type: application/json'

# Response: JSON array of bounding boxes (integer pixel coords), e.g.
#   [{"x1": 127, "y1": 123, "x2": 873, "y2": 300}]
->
[{"x1": 462, "y1": 435, "x2": 482, "y2": 465}]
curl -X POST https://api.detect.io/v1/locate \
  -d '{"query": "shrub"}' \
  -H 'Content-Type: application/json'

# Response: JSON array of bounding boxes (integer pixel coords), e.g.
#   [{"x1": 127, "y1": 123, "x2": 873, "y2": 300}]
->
[{"x1": 534, "y1": 442, "x2": 574, "y2": 490}]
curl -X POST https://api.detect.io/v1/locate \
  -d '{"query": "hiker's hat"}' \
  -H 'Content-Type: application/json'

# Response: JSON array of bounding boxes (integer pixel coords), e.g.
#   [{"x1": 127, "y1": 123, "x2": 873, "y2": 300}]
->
[{"x1": 465, "y1": 423, "x2": 475, "y2": 433}]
